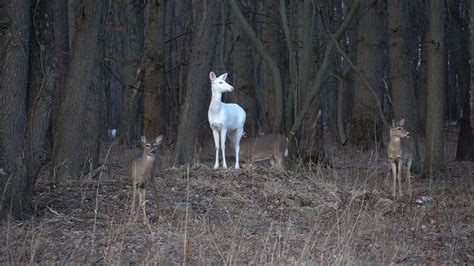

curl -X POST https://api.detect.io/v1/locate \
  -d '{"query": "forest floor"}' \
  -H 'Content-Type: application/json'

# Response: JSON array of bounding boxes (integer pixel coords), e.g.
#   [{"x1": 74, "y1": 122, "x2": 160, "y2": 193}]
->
[{"x1": 0, "y1": 130, "x2": 472, "y2": 264}]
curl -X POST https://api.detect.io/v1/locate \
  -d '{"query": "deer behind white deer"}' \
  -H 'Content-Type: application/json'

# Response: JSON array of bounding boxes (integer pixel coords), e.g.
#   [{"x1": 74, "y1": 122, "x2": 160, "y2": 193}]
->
[
  {"x1": 208, "y1": 71, "x2": 246, "y2": 169},
  {"x1": 239, "y1": 133, "x2": 288, "y2": 168}
]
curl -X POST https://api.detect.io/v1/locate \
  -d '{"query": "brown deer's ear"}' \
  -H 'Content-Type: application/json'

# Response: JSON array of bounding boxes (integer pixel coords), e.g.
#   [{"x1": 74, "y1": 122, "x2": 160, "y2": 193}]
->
[
  {"x1": 141, "y1": 135, "x2": 147, "y2": 143},
  {"x1": 155, "y1": 135, "x2": 163, "y2": 144},
  {"x1": 399, "y1": 119, "x2": 405, "y2": 126}
]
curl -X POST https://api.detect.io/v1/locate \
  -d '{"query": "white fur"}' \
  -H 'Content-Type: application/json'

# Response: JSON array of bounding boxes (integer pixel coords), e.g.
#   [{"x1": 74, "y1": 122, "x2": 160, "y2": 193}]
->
[{"x1": 208, "y1": 71, "x2": 246, "y2": 169}]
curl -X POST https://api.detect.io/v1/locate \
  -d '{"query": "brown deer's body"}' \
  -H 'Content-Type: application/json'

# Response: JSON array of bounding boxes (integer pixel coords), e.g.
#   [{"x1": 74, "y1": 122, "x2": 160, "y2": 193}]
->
[
  {"x1": 239, "y1": 133, "x2": 288, "y2": 168},
  {"x1": 128, "y1": 135, "x2": 163, "y2": 224},
  {"x1": 388, "y1": 119, "x2": 413, "y2": 198}
]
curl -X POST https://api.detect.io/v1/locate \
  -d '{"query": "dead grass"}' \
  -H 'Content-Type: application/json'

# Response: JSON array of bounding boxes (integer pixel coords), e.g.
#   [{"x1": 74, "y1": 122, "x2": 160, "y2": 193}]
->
[{"x1": 0, "y1": 132, "x2": 472, "y2": 264}]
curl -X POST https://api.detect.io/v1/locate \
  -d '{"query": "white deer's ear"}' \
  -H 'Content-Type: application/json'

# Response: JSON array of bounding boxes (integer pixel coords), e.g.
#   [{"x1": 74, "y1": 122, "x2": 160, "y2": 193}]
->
[
  {"x1": 392, "y1": 119, "x2": 396, "y2": 127},
  {"x1": 141, "y1": 135, "x2": 147, "y2": 143},
  {"x1": 155, "y1": 135, "x2": 163, "y2": 144},
  {"x1": 399, "y1": 119, "x2": 405, "y2": 126},
  {"x1": 219, "y1": 73, "x2": 228, "y2": 81},
  {"x1": 209, "y1": 71, "x2": 216, "y2": 81}
]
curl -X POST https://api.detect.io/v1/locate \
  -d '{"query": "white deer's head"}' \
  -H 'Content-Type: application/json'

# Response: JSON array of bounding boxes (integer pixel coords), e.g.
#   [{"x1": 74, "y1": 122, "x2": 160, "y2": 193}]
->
[{"x1": 209, "y1": 72, "x2": 233, "y2": 94}]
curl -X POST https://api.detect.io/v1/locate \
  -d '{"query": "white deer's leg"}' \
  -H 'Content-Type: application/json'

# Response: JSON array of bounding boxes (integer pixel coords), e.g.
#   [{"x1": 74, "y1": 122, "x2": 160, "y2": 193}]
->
[
  {"x1": 212, "y1": 129, "x2": 220, "y2": 169},
  {"x1": 234, "y1": 128, "x2": 243, "y2": 169},
  {"x1": 220, "y1": 129, "x2": 227, "y2": 169},
  {"x1": 406, "y1": 160, "x2": 412, "y2": 198},
  {"x1": 129, "y1": 183, "x2": 137, "y2": 224},
  {"x1": 391, "y1": 162, "x2": 397, "y2": 197}
]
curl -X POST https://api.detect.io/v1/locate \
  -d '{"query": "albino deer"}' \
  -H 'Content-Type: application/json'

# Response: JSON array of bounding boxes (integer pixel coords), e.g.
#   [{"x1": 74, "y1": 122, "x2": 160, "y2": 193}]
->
[
  {"x1": 208, "y1": 71, "x2": 246, "y2": 169},
  {"x1": 128, "y1": 135, "x2": 163, "y2": 224},
  {"x1": 239, "y1": 133, "x2": 288, "y2": 168},
  {"x1": 387, "y1": 119, "x2": 413, "y2": 198}
]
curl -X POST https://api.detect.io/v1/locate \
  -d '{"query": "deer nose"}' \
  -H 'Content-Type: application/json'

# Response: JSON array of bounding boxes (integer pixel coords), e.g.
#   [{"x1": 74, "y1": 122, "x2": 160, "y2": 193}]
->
[{"x1": 229, "y1": 86, "x2": 234, "y2": 91}]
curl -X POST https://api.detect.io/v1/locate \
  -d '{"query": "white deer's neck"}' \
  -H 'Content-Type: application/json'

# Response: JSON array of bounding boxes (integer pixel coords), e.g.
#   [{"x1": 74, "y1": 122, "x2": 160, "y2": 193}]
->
[{"x1": 209, "y1": 89, "x2": 223, "y2": 114}]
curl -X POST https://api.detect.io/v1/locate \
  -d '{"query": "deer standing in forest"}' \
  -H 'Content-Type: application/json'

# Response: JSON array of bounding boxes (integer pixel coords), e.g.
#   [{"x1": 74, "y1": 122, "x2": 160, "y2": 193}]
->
[
  {"x1": 387, "y1": 119, "x2": 413, "y2": 198},
  {"x1": 208, "y1": 71, "x2": 246, "y2": 169},
  {"x1": 128, "y1": 135, "x2": 163, "y2": 225},
  {"x1": 239, "y1": 133, "x2": 288, "y2": 169}
]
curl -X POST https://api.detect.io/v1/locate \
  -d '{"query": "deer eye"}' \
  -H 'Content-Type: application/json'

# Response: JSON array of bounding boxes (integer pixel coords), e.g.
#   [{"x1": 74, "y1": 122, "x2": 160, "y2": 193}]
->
[
  {"x1": 219, "y1": 81, "x2": 223, "y2": 84},
  {"x1": 146, "y1": 144, "x2": 151, "y2": 148},
  {"x1": 398, "y1": 128, "x2": 402, "y2": 130}
]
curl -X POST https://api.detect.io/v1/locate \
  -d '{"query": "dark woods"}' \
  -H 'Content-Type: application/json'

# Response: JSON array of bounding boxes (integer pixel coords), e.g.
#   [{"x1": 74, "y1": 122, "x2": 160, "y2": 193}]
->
[{"x1": 0, "y1": 0, "x2": 472, "y2": 219}]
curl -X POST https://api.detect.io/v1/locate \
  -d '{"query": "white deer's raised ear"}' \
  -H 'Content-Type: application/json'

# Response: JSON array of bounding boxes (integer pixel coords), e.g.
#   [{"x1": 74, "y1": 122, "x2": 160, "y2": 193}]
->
[
  {"x1": 399, "y1": 119, "x2": 405, "y2": 126},
  {"x1": 218, "y1": 73, "x2": 228, "y2": 81},
  {"x1": 155, "y1": 135, "x2": 163, "y2": 144},
  {"x1": 209, "y1": 71, "x2": 216, "y2": 81},
  {"x1": 392, "y1": 119, "x2": 396, "y2": 127},
  {"x1": 141, "y1": 135, "x2": 147, "y2": 143}
]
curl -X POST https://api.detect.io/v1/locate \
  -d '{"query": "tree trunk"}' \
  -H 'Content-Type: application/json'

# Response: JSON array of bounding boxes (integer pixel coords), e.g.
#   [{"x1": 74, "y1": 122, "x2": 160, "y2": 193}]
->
[
  {"x1": 454, "y1": 0, "x2": 472, "y2": 161},
  {"x1": 27, "y1": 0, "x2": 57, "y2": 189},
  {"x1": 232, "y1": 5, "x2": 257, "y2": 136},
  {"x1": 350, "y1": 0, "x2": 385, "y2": 149},
  {"x1": 173, "y1": 0, "x2": 219, "y2": 165},
  {"x1": 229, "y1": 0, "x2": 285, "y2": 132},
  {"x1": 387, "y1": 0, "x2": 421, "y2": 171},
  {"x1": 422, "y1": 0, "x2": 445, "y2": 178},
  {"x1": 0, "y1": 0, "x2": 31, "y2": 219},
  {"x1": 51, "y1": 0, "x2": 104, "y2": 180},
  {"x1": 144, "y1": 0, "x2": 168, "y2": 140},
  {"x1": 117, "y1": 0, "x2": 145, "y2": 145}
]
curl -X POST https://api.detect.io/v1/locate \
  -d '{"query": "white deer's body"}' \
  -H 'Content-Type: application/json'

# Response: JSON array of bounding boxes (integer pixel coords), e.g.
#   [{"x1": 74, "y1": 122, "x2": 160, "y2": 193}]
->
[
  {"x1": 208, "y1": 72, "x2": 246, "y2": 169},
  {"x1": 388, "y1": 119, "x2": 413, "y2": 198}
]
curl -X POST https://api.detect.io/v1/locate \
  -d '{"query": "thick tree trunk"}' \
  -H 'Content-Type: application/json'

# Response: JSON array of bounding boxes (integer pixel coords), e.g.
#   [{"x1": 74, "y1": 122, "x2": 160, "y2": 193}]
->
[
  {"x1": 422, "y1": 0, "x2": 445, "y2": 178},
  {"x1": 27, "y1": 0, "x2": 57, "y2": 190},
  {"x1": 350, "y1": 0, "x2": 385, "y2": 149},
  {"x1": 387, "y1": 0, "x2": 421, "y2": 171},
  {"x1": 173, "y1": 0, "x2": 219, "y2": 165},
  {"x1": 117, "y1": 0, "x2": 145, "y2": 145},
  {"x1": 51, "y1": 0, "x2": 104, "y2": 180},
  {"x1": 454, "y1": 0, "x2": 473, "y2": 161},
  {"x1": 229, "y1": 0, "x2": 285, "y2": 133},
  {"x1": 232, "y1": 7, "x2": 257, "y2": 136},
  {"x1": 0, "y1": 0, "x2": 31, "y2": 219},
  {"x1": 144, "y1": 0, "x2": 168, "y2": 140}
]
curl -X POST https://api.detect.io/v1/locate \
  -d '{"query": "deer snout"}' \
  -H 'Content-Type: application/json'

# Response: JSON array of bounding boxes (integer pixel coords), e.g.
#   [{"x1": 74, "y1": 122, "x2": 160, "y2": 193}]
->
[
  {"x1": 229, "y1": 86, "x2": 234, "y2": 92},
  {"x1": 406, "y1": 132, "x2": 411, "y2": 138}
]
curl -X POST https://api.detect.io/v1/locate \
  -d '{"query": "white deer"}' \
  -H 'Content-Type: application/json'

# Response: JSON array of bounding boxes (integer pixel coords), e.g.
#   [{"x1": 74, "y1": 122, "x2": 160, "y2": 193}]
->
[{"x1": 208, "y1": 71, "x2": 246, "y2": 169}]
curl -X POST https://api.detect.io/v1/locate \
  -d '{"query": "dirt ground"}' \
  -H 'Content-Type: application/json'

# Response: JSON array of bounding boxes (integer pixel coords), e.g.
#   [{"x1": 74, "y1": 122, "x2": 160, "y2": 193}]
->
[{"x1": 0, "y1": 131, "x2": 472, "y2": 264}]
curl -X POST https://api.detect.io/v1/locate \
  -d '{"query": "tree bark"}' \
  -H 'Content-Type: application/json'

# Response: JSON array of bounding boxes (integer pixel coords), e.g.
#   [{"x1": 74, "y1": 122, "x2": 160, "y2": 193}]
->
[
  {"x1": 0, "y1": 0, "x2": 31, "y2": 219},
  {"x1": 454, "y1": 0, "x2": 473, "y2": 161},
  {"x1": 173, "y1": 0, "x2": 219, "y2": 165},
  {"x1": 349, "y1": 0, "x2": 385, "y2": 149},
  {"x1": 387, "y1": 0, "x2": 421, "y2": 171},
  {"x1": 144, "y1": 0, "x2": 168, "y2": 140},
  {"x1": 51, "y1": 0, "x2": 104, "y2": 180},
  {"x1": 229, "y1": 0, "x2": 285, "y2": 132},
  {"x1": 422, "y1": 0, "x2": 446, "y2": 178},
  {"x1": 27, "y1": 0, "x2": 57, "y2": 189}
]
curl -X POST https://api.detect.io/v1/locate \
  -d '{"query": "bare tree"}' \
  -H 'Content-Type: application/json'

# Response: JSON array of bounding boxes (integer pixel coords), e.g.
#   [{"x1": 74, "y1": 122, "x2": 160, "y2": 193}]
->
[
  {"x1": 144, "y1": 0, "x2": 168, "y2": 140},
  {"x1": 453, "y1": 0, "x2": 473, "y2": 161},
  {"x1": 349, "y1": 0, "x2": 386, "y2": 148},
  {"x1": 387, "y1": 0, "x2": 421, "y2": 170},
  {"x1": 422, "y1": 0, "x2": 446, "y2": 178},
  {"x1": 0, "y1": 0, "x2": 31, "y2": 219},
  {"x1": 51, "y1": 0, "x2": 104, "y2": 180},
  {"x1": 173, "y1": 0, "x2": 219, "y2": 165}
]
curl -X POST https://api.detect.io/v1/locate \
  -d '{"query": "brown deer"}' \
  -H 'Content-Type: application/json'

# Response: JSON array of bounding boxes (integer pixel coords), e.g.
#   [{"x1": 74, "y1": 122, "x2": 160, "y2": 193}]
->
[
  {"x1": 128, "y1": 135, "x2": 163, "y2": 225},
  {"x1": 239, "y1": 133, "x2": 288, "y2": 168},
  {"x1": 387, "y1": 119, "x2": 413, "y2": 198}
]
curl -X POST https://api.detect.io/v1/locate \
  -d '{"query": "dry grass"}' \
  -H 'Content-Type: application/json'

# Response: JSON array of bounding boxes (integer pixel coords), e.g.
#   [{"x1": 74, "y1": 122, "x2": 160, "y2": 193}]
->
[{"x1": 0, "y1": 132, "x2": 472, "y2": 264}]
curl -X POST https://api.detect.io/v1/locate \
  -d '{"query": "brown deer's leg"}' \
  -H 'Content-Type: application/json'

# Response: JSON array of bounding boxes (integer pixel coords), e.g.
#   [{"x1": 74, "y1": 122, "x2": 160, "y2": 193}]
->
[
  {"x1": 128, "y1": 184, "x2": 137, "y2": 224},
  {"x1": 391, "y1": 162, "x2": 397, "y2": 197},
  {"x1": 397, "y1": 160, "x2": 403, "y2": 197},
  {"x1": 407, "y1": 161, "x2": 412, "y2": 198}
]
